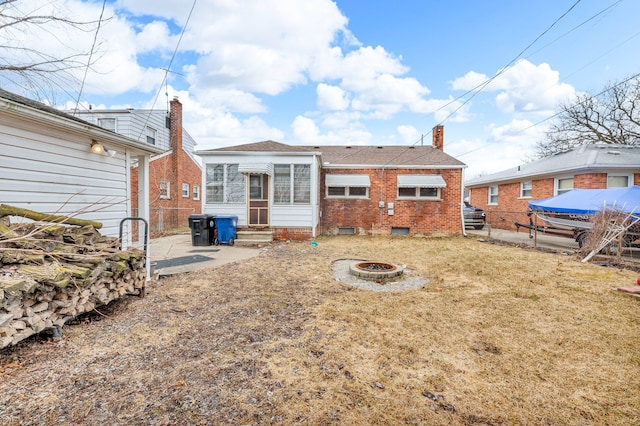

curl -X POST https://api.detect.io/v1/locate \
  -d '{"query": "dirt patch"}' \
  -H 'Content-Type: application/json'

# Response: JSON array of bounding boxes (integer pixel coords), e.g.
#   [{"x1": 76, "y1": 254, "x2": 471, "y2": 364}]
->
[{"x1": 1, "y1": 237, "x2": 639, "y2": 425}]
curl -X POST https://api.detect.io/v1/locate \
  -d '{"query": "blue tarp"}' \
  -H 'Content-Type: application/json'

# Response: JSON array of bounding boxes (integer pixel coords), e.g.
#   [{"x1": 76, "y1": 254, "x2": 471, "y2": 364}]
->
[{"x1": 528, "y1": 186, "x2": 640, "y2": 215}]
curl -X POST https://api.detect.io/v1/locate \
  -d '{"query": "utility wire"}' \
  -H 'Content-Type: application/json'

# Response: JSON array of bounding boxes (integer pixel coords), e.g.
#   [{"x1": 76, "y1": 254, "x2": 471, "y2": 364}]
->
[
  {"x1": 136, "y1": 0, "x2": 198, "y2": 142},
  {"x1": 380, "y1": 0, "x2": 584, "y2": 168},
  {"x1": 73, "y1": 0, "x2": 107, "y2": 116},
  {"x1": 455, "y1": 70, "x2": 640, "y2": 159}
]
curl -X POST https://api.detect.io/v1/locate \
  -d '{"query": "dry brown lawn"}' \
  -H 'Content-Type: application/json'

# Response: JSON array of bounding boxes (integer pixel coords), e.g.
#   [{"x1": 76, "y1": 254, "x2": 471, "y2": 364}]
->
[{"x1": 1, "y1": 236, "x2": 639, "y2": 425}]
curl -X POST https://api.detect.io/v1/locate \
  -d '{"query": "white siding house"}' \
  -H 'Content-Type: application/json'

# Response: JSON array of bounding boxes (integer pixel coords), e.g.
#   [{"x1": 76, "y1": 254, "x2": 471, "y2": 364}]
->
[
  {"x1": 0, "y1": 89, "x2": 162, "y2": 241},
  {"x1": 196, "y1": 141, "x2": 321, "y2": 237}
]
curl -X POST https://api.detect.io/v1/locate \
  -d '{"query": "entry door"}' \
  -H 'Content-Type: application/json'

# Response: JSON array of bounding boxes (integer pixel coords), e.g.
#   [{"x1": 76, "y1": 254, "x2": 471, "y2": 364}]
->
[{"x1": 248, "y1": 174, "x2": 269, "y2": 226}]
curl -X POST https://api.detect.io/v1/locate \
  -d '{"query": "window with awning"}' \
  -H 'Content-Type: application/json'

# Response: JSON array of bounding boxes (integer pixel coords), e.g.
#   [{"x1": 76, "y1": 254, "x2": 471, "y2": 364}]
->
[
  {"x1": 326, "y1": 174, "x2": 371, "y2": 198},
  {"x1": 396, "y1": 175, "x2": 445, "y2": 199},
  {"x1": 397, "y1": 175, "x2": 446, "y2": 188}
]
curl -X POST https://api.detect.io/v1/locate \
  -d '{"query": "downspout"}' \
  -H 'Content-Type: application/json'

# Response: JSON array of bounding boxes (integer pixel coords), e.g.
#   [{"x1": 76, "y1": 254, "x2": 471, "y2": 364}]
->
[
  {"x1": 461, "y1": 167, "x2": 468, "y2": 237},
  {"x1": 379, "y1": 166, "x2": 385, "y2": 230}
]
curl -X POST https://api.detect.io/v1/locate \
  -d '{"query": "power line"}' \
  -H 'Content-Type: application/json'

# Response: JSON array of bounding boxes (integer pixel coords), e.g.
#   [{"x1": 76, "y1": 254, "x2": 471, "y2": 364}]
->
[
  {"x1": 73, "y1": 0, "x2": 107, "y2": 116},
  {"x1": 382, "y1": 1, "x2": 584, "y2": 168},
  {"x1": 136, "y1": 0, "x2": 198, "y2": 141},
  {"x1": 455, "y1": 71, "x2": 640, "y2": 160}
]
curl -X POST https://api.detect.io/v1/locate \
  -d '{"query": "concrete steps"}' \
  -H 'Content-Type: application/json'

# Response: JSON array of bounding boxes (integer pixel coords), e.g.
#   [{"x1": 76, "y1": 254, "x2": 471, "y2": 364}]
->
[{"x1": 235, "y1": 229, "x2": 274, "y2": 246}]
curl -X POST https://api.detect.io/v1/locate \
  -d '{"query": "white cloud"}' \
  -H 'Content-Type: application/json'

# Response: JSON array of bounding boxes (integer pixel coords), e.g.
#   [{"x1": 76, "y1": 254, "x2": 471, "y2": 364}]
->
[
  {"x1": 317, "y1": 84, "x2": 350, "y2": 111},
  {"x1": 175, "y1": 0, "x2": 348, "y2": 96},
  {"x1": 453, "y1": 119, "x2": 547, "y2": 179},
  {"x1": 291, "y1": 115, "x2": 371, "y2": 145},
  {"x1": 397, "y1": 125, "x2": 421, "y2": 144},
  {"x1": 451, "y1": 60, "x2": 576, "y2": 115},
  {"x1": 450, "y1": 71, "x2": 487, "y2": 91},
  {"x1": 134, "y1": 21, "x2": 176, "y2": 52}
]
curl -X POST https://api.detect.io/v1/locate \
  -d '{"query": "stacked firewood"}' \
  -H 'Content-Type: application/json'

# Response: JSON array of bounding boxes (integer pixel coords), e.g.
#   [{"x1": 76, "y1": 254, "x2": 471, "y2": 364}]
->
[{"x1": 0, "y1": 205, "x2": 146, "y2": 348}]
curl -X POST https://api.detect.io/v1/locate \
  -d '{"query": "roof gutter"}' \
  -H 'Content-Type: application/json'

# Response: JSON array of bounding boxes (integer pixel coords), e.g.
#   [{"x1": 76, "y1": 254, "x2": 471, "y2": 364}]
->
[{"x1": 0, "y1": 98, "x2": 163, "y2": 155}]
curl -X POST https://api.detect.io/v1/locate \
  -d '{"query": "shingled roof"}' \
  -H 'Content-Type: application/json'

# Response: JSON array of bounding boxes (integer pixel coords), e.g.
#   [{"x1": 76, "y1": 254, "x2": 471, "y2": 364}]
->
[
  {"x1": 0, "y1": 88, "x2": 93, "y2": 127},
  {"x1": 196, "y1": 141, "x2": 465, "y2": 168},
  {"x1": 466, "y1": 143, "x2": 640, "y2": 187},
  {"x1": 316, "y1": 145, "x2": 464, "y2": 168},
  {"x1": 197, "y1": 140, "x2": 313, "y2": 153}
]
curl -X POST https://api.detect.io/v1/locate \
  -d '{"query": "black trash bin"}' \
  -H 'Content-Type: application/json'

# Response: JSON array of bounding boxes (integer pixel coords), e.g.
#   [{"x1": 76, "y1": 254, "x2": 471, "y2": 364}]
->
[{"x1": 188, "y1": 214, "x2": 211, "y2": 246}]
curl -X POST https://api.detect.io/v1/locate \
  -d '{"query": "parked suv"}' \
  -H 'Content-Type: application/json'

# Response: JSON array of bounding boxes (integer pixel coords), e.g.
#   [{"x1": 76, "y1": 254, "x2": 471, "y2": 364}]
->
[{"x1": 464, "y1": 201, "x2": 486, "y2": 229}]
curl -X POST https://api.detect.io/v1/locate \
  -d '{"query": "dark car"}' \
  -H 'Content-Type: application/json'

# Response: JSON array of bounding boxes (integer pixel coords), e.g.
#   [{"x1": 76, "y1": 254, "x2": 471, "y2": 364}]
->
[{"x1": 464, "y1": 201, "x2": 486, "y2": 229}]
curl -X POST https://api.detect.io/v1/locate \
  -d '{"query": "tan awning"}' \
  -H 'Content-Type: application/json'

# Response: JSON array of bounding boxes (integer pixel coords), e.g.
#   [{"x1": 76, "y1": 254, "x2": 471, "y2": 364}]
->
[
  {"x1": 397, "y1": 175, "x2": 446, "y2": 188},
  {"x1": 238, "y1": 163, "x2": 274, "y2": 175},
  {"x1": 326, "y1": 174, "x2": 371, "y2": 187}
]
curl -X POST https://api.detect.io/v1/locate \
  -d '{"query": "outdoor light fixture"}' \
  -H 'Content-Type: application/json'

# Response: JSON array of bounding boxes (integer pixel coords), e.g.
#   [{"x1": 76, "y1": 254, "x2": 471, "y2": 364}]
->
[
  {"x1": 90, "y1": 140, "x2": 117, "y2": 158},
  {"x1": 91, "y1": 140, "x2": 104, "y2": 154}
]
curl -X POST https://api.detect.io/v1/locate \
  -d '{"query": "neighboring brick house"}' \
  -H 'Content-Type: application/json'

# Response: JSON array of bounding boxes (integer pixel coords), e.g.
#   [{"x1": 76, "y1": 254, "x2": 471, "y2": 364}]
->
[
  {"x1": 465, "y1": 144, "x2": 640, "y2": 230},
  {"x1": 195, "y1": 126, "x2": 467, "y2": 241},
  {"x1": 73, "y1": 97, "x2": 202, "y2": 234}
]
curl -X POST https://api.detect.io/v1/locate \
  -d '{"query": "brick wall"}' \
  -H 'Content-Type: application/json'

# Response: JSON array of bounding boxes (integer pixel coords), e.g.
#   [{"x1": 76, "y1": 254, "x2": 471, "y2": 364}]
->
[
  {"x1": 320, "y1": 168, "x2": 463, "y2": 236},
  {"x1": 130, "y1": 97, "x2": 202, "y2": 235},
  {"x1": 272, "y1": 227, "x2": 314, "y2": 241},
  {"x1": 468, "y1": 172, "x2": 640, "y2": 231},
  {"x1": 574, "y1": 173, "x2": 607, "y2": 188}
]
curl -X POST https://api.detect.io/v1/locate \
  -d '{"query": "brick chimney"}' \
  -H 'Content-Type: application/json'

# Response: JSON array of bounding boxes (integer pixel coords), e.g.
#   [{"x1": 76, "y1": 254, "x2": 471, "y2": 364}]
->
[
  {"x1": 432, "y1": 125, "x2": 444, "y2": 150},
  {"x1": 169, "y1": 96, "x2": 183, "y2": 152}
]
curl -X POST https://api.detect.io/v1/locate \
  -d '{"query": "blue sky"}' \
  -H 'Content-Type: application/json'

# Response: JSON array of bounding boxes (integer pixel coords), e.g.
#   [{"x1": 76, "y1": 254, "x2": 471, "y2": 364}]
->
[{"x1": 4, "y1": 0, "x2": 640, "y2": 178}]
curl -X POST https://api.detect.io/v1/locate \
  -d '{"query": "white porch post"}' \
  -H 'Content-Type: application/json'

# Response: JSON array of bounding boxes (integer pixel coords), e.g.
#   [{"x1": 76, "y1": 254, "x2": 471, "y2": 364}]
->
[{"x1": 137, "y1": 154, "x2": 151, "y2": 279}]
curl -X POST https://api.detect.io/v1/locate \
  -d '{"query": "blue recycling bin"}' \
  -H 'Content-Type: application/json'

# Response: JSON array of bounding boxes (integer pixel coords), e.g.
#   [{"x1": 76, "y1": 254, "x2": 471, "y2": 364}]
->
[{"x1": 213, "y1": 215, "x2": 238, "y2": 246}]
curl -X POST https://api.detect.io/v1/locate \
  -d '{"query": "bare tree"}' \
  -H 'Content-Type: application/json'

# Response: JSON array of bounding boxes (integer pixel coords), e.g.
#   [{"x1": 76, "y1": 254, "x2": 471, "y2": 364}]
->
[
  {"x1": 536, "y1": 76, "x2": 640, "y2": 157},
  {"x1": 0, "y1": 0, "x2": 107, "y2": 100}
]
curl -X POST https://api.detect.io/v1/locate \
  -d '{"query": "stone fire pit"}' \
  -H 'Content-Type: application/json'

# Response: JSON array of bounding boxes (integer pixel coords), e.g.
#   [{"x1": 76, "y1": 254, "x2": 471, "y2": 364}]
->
[{"x1": 332, "y1": 259, "x2": 427, "y2": 292}]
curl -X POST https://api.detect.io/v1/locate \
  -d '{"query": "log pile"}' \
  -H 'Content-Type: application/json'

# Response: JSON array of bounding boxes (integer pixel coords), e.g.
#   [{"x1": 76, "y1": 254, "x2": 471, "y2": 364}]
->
[{"x1": 0, "y1": 209, "x2": 146, "y2": 349}]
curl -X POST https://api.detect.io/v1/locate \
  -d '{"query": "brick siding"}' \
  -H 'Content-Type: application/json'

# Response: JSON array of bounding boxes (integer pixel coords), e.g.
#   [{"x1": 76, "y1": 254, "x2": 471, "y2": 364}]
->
[
  {"x1": 320, "y1": 168, "x2": 463, "y2": 236},
  {"x1": 130, "y1": 97, "x2": 202, "y2": 234},
  {"x1": 469, "y1": 172, "x2": 640, "y2": 231}
]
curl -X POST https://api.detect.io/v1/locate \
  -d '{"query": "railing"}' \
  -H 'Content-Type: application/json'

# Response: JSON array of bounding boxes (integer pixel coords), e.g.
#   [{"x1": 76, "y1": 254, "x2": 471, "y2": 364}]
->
[{"x1": 132, "y1": 207, "x2": 196, "y2": 236}]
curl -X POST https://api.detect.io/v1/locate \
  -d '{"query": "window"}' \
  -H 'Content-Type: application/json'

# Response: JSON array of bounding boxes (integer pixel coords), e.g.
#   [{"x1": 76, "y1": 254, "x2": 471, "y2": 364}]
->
[
  {"x1": 98, "y1": 118, "x2": 116, "y2": 132},
  {"x1": 206, "y1": 164, "x2": 224, "y2": 203},
  {"x1": 273, "y1": 164, "x2": 311, "y2": 205},
  {"x1": 398, "y1": 187, "x2": 440, "y2": 198},
  {"x1": 274, "y1": 164, "x2": 291, "y2": 203},
  {"x1": 396, "y1": 175, "x2": 445, "y2": 199},
  {"x1": 146, "y1": 126, "x2": 157, "y2": 145},
  {"x1": 488, "y1": 186, "x2": 498, "y2": 204},
  {"x1": 294, "y1": 165, "x2": 311, "y2": 204},
  {"x1": 556, "y1": 177, "x2": 574, "y2": 195},
  {"x1": 520, "y1": 181, "x2": 532, "y2": 198},
  {"x1": 182, "y1": 183, "x2": 189, "y2": 198},
  {"x1": 193, "y1": 184, "x2": 200, "y2": 201},
  {"x1": 326, "y1": 174, "x2": 370, "y2": 198},
  {"x1": 607, "y1": 175, "x2": 630, "y2": 188},
  {"x1": 227, "y1": 164, "x2": 245, "y2": 202},
  {"x1": 159, "y1": 180, "x2": 170, "y2": 199},
  {"x1": 205, "y1": 164, "x2": 245, "y2": 204}
]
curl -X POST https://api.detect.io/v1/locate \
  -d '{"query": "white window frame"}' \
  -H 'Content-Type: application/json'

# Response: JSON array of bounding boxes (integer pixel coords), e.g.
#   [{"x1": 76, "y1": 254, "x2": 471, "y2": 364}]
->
[
  {"x1": 488, "y1": 185, "x2": 498, "y2": 205},
  {"x1": 273, "y1": 164, "x2": 311, "y2": 205},
  {"x1": 146, "y1": 126, "x2": 157, "y2": 145},
  {"x1": 520, "y1": 181, "x2": 532, "y2": 198},
  {"x1": 205, "y1": 164, "x2": 246, "y2": 204},
  {"x1": 326, "y1": 186, "x2": 369, "y2": 198},
  {"x1": 98, "y1": 118, "x2": 116, "y2": 132},
  {"x1": 555, "y1": 177, "x2": 574, "y2": 195},
  {"x1": 607, "y1": 174, "x2": 631, "y2": 188},
  {"x1": 193, "y1": 184, "x2": 200, "y2": 201},
  {"x1": 159, "y1": 179, "x2": 170, "y2": 199},
  {"x1": 396, "y1": 175, "x2": 444, "y2": 200},
  {"x1": 182, "y1": 183, "x2": 189, "y2": 198},
  {"x1": 397, "y1": 187, "x2": 441, "y2": 200}
]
